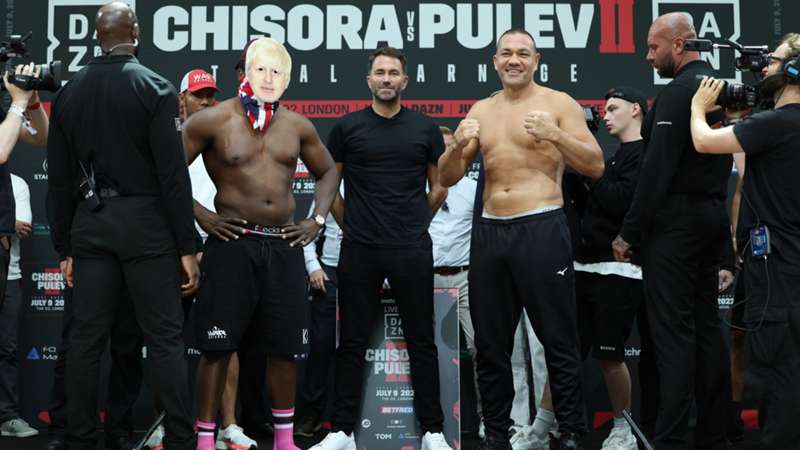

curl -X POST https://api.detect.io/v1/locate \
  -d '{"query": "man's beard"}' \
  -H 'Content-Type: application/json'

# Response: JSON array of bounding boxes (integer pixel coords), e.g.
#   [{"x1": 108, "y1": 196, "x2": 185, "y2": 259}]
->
[
  {"x1": 656, "y1": 57, "x2": 676, "y2": 78},
  {"x1": 372, "y1": 86, "x2": 400, "y2": 102}
]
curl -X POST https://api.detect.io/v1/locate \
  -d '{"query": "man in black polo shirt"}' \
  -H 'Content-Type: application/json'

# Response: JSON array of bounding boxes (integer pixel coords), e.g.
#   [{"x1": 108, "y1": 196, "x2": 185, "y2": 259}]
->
[
  {"x1": 310, "y1": 47, "x2": 452, "y2": 450},
  {"x1": 46, "y1": 3, "x2": 198, "y2": 450},
  {"x1": 611, "y1": 12, "x2": 732, "y2": 450},
  {"x1": 690, "y1": 32, "x2": 800, "y2": 450}
]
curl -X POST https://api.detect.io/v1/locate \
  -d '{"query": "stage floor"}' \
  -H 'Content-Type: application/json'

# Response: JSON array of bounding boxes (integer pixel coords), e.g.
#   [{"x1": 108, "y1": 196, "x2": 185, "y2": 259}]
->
[{"x1": 1, "y1": 429, "x2": 762, "y2": 450}]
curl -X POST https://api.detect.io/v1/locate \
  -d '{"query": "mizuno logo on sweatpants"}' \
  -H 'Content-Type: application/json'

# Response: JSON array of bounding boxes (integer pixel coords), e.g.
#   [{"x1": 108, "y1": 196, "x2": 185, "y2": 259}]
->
[{"x1": 556, "y1": 267, "x2": 568, "y2": 276}]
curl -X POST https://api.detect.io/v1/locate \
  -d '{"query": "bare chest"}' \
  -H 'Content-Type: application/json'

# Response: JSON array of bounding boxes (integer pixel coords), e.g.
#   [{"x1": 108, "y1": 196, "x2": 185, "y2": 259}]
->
[{"x1": 214, "y1": 115, "x2": 300, "y2": 169}]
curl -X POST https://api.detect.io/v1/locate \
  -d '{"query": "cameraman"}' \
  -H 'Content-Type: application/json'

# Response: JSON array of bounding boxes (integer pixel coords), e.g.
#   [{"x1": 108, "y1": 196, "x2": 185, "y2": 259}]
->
[
  {"x1": 691, "y1": 32, "x2": 800, "y2": 450},
  {"x1": 0, "y1": 63, "x2": 48, "y2": 305}
]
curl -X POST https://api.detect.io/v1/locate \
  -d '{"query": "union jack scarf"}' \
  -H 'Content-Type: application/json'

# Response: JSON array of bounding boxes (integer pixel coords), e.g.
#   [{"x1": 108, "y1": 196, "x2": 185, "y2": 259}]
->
[{"x1": 238, "y1": 80, "x2": 279, "y2": 131}]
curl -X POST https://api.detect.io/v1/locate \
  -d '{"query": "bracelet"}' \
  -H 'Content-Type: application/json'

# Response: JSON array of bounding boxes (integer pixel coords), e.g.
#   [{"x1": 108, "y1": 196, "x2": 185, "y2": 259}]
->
[
  {"x1": 27, "y1": 102, "x2": 40, "y2": 111},
  {"x1": 8, "y1": 104, "x2": 26, "y2": 118}
]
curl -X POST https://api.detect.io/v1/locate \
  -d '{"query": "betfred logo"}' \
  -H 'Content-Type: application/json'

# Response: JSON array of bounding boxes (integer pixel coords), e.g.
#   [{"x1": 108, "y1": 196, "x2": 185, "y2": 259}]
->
[{"x1": 380, "y1": 406, "x2": 414, "y2": 415}]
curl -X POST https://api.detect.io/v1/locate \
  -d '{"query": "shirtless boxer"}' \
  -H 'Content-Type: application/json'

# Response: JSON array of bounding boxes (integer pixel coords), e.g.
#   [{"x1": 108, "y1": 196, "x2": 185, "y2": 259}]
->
[
  {"x1": 438, "y1": 28, "x2": 604, "y2": 450},
  {"x1": 182, "y1": 37, "x2": 339, "y2": 450}
]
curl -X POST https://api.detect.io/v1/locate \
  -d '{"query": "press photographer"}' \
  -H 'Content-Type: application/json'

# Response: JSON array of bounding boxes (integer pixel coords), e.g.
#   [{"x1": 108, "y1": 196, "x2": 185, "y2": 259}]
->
[
  {"x1": 690, "y1": 32, "x2": 800, "y2": 450},
  {"x1": 0, "y1": 60, "x2": 49, "y2": 438}
]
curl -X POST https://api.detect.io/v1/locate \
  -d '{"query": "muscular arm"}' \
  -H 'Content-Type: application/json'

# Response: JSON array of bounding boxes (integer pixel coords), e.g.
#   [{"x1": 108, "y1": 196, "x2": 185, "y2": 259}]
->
[
  {"x1": 547, "y1": 96, "x2": 604, "y2": 179},
  {"x1": 427, "y1": 162, "x2": 447, "y2": 215},
  {"x1": 298, "y1": 116, "x2": 339, "y2": 220},
  {"x1": 691, "y1": 108, "x2": 744, "y2": 154},
  {"x1": 439, "y1": 106, "x2": 482, "y2": 187},
  {"x1": 46, "y1": 108, "x2": 77, "y2": 259}
]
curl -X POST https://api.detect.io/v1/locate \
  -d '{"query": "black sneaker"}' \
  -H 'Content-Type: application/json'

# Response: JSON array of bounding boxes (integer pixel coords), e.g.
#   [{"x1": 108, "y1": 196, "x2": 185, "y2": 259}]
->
[
  {"x1": 477, "y1": 435, "x2": 512, "y2": 450},
  {"x1": 294, "y1": 412, "x2": 321, "y2": 437},
  {"x1": 558, "y1": 432, "x2": 582, "y2": 450}
]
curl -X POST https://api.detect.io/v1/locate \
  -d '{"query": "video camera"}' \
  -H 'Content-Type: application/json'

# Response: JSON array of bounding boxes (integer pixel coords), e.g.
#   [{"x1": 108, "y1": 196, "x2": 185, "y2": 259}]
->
[
  {"x1": 684, "y1": 39, "x2": 769, "y2": 110},
  {"x1": 0, "y1": 31, "x2": 62, "y2": 92}
]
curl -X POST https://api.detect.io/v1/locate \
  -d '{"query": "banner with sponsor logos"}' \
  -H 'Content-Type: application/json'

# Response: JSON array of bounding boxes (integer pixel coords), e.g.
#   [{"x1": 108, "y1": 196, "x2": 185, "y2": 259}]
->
[
  {"x1": 1, "y1": 0, "x2": 796, "y2": 437},
  {"x1": 357, "y1": 290, "x2": 459, "y2": 450}
]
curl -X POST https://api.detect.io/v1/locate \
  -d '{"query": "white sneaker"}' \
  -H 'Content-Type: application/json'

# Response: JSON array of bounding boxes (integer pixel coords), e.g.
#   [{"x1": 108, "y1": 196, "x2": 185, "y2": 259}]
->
[
  {"x1": 216, "y1": 424, "x2": 258, "y2": 450},
  {"x1": 421, "y1": 431, "x2": 453, "y2": 450},
  {"x1": 601, "y1": 426, "x2": 637, "y2": 450},
  {"x1": 478, "y1": 421, "x2": 485, "y2": 439},
  {"x1": 510, "y1": 425, "x2": 549, "y2": 450},
  {"x1": 0, "y1": 418, "x2": 39, "y2": 438},
  {"x1": 309, "y1": 431, "x2": 357, "y2": 450},
  {"x1": 144, "y1": 425, "x2": 164, "y2": 450}
]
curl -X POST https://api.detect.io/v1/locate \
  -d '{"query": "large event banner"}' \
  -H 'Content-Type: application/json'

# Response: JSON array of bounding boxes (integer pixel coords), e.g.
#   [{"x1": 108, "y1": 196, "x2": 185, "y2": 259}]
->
[
  {"x1": 358, "y1": 289, "x2": 460, "y2": 450},
  {"x1": 0, "y1": 0, "x2": 796, "y2": 432}
]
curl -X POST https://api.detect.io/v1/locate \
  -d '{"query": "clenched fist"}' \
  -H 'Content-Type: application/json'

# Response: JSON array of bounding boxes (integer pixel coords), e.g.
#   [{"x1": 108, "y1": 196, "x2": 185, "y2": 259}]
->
[
  {"x1": 453, "y1": 118, "x2": 480, "y2": 149},
  {"x1": 524, "y1": 111, "x2": 559, "y2": 143}
]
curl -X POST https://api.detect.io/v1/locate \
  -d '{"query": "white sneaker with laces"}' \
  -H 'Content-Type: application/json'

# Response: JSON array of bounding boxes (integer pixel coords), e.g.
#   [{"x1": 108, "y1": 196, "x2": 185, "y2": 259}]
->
[
  {"x1": 601, "y1": 426, "x2": 637, "y2": 450},
  {"x1": 510, "y1": 425, "x2": 549, "y2": 450},
  {"x1": 309, "y1": 431, "x2": 357, "y2": 450},
  {"x1": 144, "y1": 425, "x2": 164, "y2": 450},
  {"x1": 0, "y1": 418, "x2": 39, "y2": 438},
  {"x1": 217, "y1": 424, "x2": 258, "y2": 450},
  {"x1": 421, "y1": 431, "x2": 453, "y2": 450}
]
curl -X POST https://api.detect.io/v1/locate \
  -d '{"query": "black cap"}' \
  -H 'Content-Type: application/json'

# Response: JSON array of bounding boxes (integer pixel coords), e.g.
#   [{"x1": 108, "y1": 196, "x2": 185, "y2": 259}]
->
[{"x1": 605, "y1": 86, "x2": 648, "y2": 116}]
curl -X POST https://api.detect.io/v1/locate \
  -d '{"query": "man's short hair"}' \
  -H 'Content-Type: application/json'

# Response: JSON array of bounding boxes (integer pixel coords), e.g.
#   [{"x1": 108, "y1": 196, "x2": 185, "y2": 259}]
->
[
  {"x1": 781, "y1": 32, "x2": 800, "y2": 59},
  {"x1": 496, "y1": 28, "x2": 537, "y2": 53},
  {"x1": 439, "y1": 126, "x2": 453, "y2": 136},
  {"x1": 368, "y1": 47, "x2": 407, "y2": 74}
]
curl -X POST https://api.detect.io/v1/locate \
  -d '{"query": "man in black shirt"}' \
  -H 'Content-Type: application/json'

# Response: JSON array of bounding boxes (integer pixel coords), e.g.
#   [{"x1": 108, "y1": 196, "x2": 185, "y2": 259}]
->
[
  {"x1": 690, "y1": 32, "x2": 800, "y2": 450},
  {"x1": 46, "y1": 3, "x2": 198, "y2": 450},
  {"x1": 612, "y1": 13, "x2": 732, "y2": 450},
  {"x1": 310, "y1": 47, "x2": 451, "y2": 450},
  {"x1": 574, "y1": 87, "x2": 649, "y2": 450}
]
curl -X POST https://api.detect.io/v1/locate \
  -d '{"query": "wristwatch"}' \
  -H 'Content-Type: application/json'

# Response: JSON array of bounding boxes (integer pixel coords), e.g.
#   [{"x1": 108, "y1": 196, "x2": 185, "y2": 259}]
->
[{"x1": 313, "y1": 214, "x2": 325, "y2": 227}]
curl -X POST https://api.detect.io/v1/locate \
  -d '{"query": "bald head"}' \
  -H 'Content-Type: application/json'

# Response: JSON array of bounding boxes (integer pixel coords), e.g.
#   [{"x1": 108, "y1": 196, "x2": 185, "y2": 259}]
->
[
  {"x1": 650, "y1": 12, "x2": 697, "y2": 41},
  {"x1": 96, "y1": 1, "x2": 139, "y2": 51}
]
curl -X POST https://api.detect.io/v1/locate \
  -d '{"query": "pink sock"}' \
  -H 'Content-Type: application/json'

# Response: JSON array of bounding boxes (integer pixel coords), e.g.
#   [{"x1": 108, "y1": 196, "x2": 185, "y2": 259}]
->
[
  {"x1": 196, "y1": 420, "x2": 216, "y2": 450},
  {"x1": 272, "y1": 408, "x2": 299, "y2": 450}
]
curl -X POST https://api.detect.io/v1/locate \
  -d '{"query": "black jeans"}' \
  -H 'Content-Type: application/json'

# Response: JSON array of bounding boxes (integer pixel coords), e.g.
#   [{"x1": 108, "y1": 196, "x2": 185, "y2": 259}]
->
[
  {"x1": 300, "y1": 263, "x2": 338, "y2": 418},
  {"x1": 0, "y1": 279, "x2": 21, "y2": 423},
  {"x1": 469, "y1": 210, "x2": 586, "y2": 440},
  {"x1": 641, "y1": 197, "x2": 731, "y2": 450},
  {"x1": 332, "y1": 240, "x2": 444, "y2": 434},
  {"x1": 66, "y1": 197, "x2": 194, "y2": 450}
]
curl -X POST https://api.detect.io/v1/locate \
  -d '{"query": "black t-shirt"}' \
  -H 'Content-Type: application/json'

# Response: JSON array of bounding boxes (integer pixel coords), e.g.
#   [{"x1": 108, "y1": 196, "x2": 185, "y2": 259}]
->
[
  {"x1": 733, "y1": 104, "x2": 800, "y2": 263},
  {"x1": 0, "y1": 108, "x2": 15, "y2": 236},
  {"x1": 327, "y1": 106, "x2": 444, "y2": 247}
]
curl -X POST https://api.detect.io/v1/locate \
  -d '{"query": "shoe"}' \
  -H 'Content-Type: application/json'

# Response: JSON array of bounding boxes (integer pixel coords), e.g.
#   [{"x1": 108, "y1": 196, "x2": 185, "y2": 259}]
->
[
  {"x1": 294, "y1": 413, "x2": 321, "y2": 437},
  {"x1": 478, "y1": 421, "x2": 486, "y2": 439},
  {"x1": 421, "y1": 431, "x2": 453, "y2": 450},
  {"x1": 510, "y1": 425, "x2": 549, "y2": 450},
  {"x1": 144, "y1": 425, "x2": 164, "y2": 450},
  {"x1": 309, "y1": 431, "x2": 357, "y2": 450},
  {"x1": 106, "y1": 434, "x2": 135, "y2": 450},
  {"x1": 477, "y1": 435, "x2": 512, "y2": 450},
  {"x1": 0, "y1": 418, "x2": 39, "y2": 437},
  {"x1": 601, "y1": 426, "x2": 636, "y2": 450},
  {"x1": 216, "y1": 424, "x2": 258, "y2": 450},
  {"x1": 558, "y1": 432, "x2": 582, "y2": 450},
  {"x1": 44, "y1": 436, "x2": 67, "y2": 450}
]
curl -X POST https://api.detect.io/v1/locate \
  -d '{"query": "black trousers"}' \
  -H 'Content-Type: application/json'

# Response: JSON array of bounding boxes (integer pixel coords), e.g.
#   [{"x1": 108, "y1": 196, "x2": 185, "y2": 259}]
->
[
  {"x1": 640, "y1": 197, "x2": 731, "y2": 450},
  {"x1": 636, "y1": 295, "x2": 660, "y2": 441},
  {"x1": 469, "y1": 210, "x2": 586, "y2": 440},
  {"x1": 66, "y1": 197, "x2": 194, "y2": 450},
  {"x1": 0, "y1": 280, "x2": 21, "y2": 423},
  {"x1": 332, "y1": 240, "x2": 444, "y2": 434},
  {"x1": 300, "y1": 263, "x2": 338, "y2": 418},
  {"x1": 48, "y1": 286, "x2": 143, "y2": 442},
  {"x1": 743, "y1": 254, "x2": 800, "y2": 449}
]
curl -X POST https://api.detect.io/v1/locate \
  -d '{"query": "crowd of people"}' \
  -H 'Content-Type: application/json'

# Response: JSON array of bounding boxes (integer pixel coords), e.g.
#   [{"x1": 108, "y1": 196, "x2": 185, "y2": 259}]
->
[{"x1": 0, "y1": 2, "x2": 797, "y2": 450}]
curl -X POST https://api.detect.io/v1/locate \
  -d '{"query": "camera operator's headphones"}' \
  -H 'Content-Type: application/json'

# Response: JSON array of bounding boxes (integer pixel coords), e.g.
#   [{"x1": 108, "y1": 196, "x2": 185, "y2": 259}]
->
[{"x1": 783, "y1": 54, "x2": 800, "y2": 84}]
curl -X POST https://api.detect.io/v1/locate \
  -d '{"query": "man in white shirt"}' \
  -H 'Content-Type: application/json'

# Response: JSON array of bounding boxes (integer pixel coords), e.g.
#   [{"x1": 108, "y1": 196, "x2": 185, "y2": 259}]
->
[
  {"x1": 296, "y1": 184, "x2": 344, "y2": 437},
  {"x1": 0, "y1": 174, "x2": 37, "y2": 438}
]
